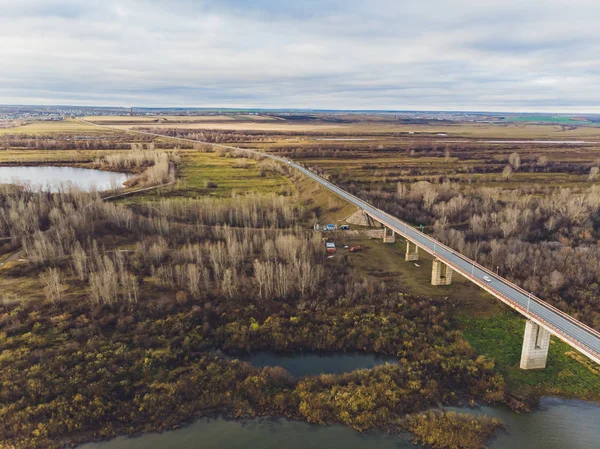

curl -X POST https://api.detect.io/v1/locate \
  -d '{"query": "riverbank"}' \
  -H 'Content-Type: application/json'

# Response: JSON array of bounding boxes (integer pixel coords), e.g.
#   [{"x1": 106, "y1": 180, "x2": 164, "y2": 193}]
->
[
  {"x1": 70, "y1": 409, "x2": 503, "y2": 449},
  {"x1": 74, "y1": 396, "x2": 600, "y2": 449}
]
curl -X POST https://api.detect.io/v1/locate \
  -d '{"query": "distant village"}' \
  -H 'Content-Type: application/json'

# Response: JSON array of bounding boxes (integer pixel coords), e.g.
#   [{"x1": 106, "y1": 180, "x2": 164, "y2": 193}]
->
[{"x1": 1, "y1": 104, "x2": 599, "y2": 124}]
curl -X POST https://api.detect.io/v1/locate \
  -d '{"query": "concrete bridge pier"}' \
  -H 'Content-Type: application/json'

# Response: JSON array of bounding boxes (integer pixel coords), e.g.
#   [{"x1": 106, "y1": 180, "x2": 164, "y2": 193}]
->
[
  {"x1": 383, "y1": 226, "x2": 396, "y2": 243},
  {"x1": 520, "y1": 320, "x2": 551, "y2": 369},
  {"x1": 431, "y1": 258, "x2": 453, "y2": 285},
  {"x1": 405, "y1": 241, "x2": 419, "y2": 261}
]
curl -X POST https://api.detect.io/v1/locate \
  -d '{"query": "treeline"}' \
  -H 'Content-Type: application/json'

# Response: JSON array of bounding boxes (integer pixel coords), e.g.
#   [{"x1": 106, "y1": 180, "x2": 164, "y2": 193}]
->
[
  {"x1": 136, "y1": 126, "x2": 427, "y2": 142},
  {"x1": 0, "y1": 184, "x2": 96, "y2": 240},
  {"x1": 132, "y1": 193, "x2": 305, "y2": 228},
  {"x1": 0, "y1": 133, "x2": 187, "y2": 152},
  {"x1": 93, "y1": 143, "x2": 178, "y2": 187},
  {"x1": 138, "y1": 127, "x2": 278, "y2": 144},
  {"x1": 0, "y1": 135, "x2": 133, "y2": 150}
]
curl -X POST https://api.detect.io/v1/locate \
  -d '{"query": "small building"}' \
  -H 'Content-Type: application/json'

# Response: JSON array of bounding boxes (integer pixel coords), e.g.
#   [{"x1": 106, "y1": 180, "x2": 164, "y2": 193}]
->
[{"x1": 326, "y1": 242, "x2": 336, "y2": 253}]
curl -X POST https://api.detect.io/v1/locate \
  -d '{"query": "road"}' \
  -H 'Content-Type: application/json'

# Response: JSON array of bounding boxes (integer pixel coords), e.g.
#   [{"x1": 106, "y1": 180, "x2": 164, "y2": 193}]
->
[{"x1": 89, "y1": 121, "x2": 600, "y2": 365}]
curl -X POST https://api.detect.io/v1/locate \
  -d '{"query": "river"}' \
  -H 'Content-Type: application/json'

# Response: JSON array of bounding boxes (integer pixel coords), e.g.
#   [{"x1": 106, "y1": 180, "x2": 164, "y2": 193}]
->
[
  {"x1": 77, "y1": 352, "x2": 600, "y2": 449},
  {"x1": 78, "y1": 398, "x2": 600, "y2": 449}
]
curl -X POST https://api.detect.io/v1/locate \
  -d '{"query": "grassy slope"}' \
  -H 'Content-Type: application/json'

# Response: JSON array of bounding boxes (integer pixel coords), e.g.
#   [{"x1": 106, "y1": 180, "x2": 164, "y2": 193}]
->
[{"x1": 295, "y1": 175, "x2": 357, "y2": 224}]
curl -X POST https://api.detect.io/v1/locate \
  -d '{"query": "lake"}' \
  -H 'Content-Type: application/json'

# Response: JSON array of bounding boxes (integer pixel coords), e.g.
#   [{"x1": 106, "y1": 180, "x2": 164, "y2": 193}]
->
[
  {"x1": 230, "y1": 351, "x2": 398, "y2": 377},
  {"x1": 0, "y1": 166, "x2": 130, "y2": 192}
]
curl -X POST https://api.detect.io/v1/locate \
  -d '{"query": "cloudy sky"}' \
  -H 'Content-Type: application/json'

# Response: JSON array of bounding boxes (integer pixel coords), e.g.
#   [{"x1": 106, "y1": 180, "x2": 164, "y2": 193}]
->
[{"x1": 2, "y1": 0, "x2": 600, "y2": 111}]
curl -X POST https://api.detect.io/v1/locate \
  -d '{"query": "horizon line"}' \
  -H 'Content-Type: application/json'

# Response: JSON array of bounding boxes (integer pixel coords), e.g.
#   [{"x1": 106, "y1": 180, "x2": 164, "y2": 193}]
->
[{"x1": 2, "y1": 103, "x2": 600, "y2": 116}]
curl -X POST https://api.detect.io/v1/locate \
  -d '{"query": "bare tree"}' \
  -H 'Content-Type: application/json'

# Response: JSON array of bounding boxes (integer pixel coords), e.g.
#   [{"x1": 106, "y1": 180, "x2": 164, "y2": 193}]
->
[
  {"x1": 40, "y1": 268, "x2": 64, "y2": 303},
  {"x1": 508, "y1": 152, "x2": 521, "y2": 170},
  {"x1": 548, "y1": 270, "x2": 565, "y2": 292},
  {"x1": 423, "y1": 188, "x2": 439, "y2": 210},
  {"x1": 71, "y1": 241, "x2": 88, "y2": 281},
  {"x1": 209, "y1": 242, "x2": 227, "y2": 282},
  {"x1": 221, "y1": 268, "x2": 238, "y2": 299},
  {"x1": 187, "y1": 264, "x2": 203, "y2": 299},
  {"x1": 254, "y1": 259, "x2": 274, "y2": 300}
]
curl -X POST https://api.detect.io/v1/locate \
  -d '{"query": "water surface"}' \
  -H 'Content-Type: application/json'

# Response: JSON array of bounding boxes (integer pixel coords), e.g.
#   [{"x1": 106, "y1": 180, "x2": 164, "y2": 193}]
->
[
  {"x1": 453, "y1": 397, "x2": 600, "y2": 449},
  {"x1": 231, "y1": 351, "x2": 397, "y2": 377},
  {"x1": 0, "y1": 166, "x2": 130, "y2": 192},
  {"x1": 79, "y1": 417, "x2": 410, "y2": 449},
  {"x1": 77, "y1": 398, "x2": 600, "y2": 449}
]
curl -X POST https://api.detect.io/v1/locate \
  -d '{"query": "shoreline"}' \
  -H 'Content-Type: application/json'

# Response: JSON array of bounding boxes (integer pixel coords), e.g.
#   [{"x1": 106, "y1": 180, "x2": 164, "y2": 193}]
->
[{"x1": 67, "y1": 395, "x2": 600, "y2": 449}]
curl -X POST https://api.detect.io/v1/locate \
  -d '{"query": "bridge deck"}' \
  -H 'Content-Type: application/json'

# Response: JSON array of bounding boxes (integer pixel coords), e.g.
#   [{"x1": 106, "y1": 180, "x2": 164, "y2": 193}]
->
[{"x1": 290, "y1": 162, "x2": 600, "y2": 366}]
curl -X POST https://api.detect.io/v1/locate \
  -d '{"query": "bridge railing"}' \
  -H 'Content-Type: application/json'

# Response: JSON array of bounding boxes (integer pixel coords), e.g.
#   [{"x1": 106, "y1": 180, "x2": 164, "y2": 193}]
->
[
  {"x1": 288, "y1": 159, "x2": 600, "y2": 359},
  {"x1": 364, "y1": 209, "x2": 600, "y2": 361},
  {"x1": 367, "y1": 206, "x2": 600, "y2": 333}
]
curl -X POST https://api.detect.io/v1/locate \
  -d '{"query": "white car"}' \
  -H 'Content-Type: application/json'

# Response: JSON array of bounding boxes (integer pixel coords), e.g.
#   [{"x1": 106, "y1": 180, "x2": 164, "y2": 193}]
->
[{"x1": 483, "y1": 275, "x2": 492, "y2": 283}]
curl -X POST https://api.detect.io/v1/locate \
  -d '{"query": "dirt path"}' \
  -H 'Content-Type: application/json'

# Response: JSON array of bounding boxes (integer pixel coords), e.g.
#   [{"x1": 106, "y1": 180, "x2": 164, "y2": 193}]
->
[{"x1": 101, "y1": 181, "x2": 175, "y2": 201}]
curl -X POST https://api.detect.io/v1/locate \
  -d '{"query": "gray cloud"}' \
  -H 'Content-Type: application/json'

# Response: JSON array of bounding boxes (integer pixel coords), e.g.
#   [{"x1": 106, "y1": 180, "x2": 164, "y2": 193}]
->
[{"x1": 1, "y1": 0, "x2": 600, "y2": 111}]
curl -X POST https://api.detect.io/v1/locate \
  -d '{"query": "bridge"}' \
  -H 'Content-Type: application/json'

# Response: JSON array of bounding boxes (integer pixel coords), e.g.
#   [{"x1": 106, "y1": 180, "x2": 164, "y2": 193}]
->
[{"x1": 89, "y1": 121, "x2": 600, "y2": 370}]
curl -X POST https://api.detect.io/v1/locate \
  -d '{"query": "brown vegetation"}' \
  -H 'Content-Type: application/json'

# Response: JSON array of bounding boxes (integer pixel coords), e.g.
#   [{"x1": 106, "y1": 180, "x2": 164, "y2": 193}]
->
[
  {"x1": 404, "y1": 411, "x2": 503, "y2": 449},
  {"x1": 93, "y1": 143, "x2": 177, "y2": 187},
  {"x1": 0, "y1": 176, "x2": 505, "y2": 449},
  {"x1": 6, "y1": 119, "x2": 600, "y2": 449}
]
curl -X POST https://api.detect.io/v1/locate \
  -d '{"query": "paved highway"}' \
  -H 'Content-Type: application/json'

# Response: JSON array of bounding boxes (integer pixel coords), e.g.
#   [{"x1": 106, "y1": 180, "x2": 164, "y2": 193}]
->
[{"x1": 91, "y1": 122, "x2": 600, "y2": 365}]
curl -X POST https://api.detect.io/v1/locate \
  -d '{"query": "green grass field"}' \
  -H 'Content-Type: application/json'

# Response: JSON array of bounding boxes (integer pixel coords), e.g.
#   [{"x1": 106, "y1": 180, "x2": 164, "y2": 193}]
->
[
  {"x1": 458, "y1": 311, "x2": 600, "y2": 400},
  {"x1": 181, "y1": 152, "x2": 288, "y2": 194},
  {"x1": 0, "y1": 119, "x2": 111, "y2": 135}
]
